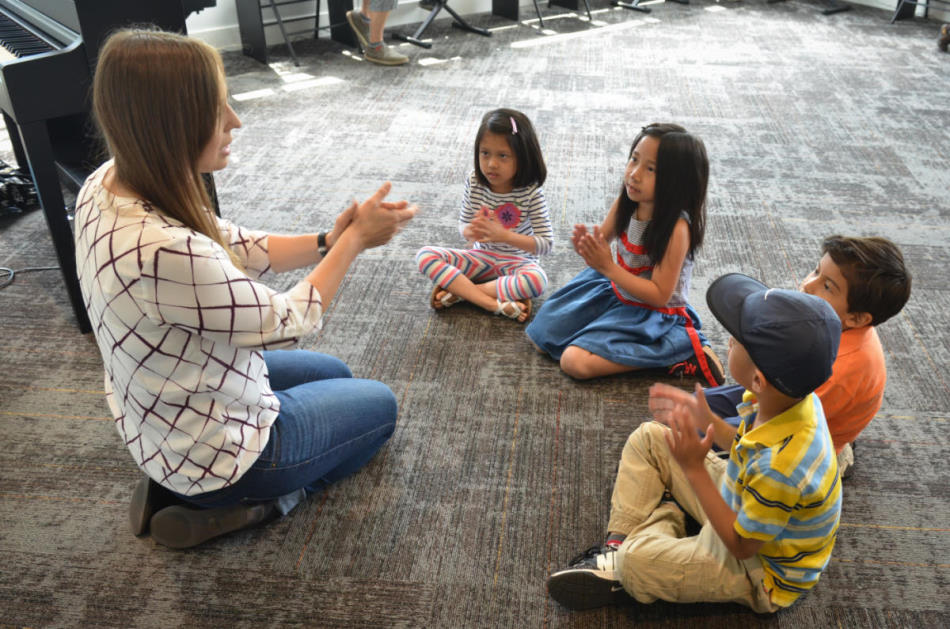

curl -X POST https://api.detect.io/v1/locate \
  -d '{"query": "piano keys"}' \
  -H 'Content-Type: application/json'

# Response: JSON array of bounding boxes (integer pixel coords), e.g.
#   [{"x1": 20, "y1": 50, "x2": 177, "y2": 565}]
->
[{"x1": 0, "y1": 0, "x2": 217, "y2": 333}]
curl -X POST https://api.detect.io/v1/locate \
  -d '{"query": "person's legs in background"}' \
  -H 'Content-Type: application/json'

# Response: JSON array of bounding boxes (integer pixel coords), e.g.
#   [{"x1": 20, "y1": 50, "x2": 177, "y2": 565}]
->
[{"x1": 347, "y1": 0, "x2": 408, "y2": 66}]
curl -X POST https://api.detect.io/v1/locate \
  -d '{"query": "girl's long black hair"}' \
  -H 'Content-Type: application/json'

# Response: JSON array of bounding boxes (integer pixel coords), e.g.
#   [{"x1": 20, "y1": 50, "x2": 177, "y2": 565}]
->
[{"x1": 613, "y1": 123, "x2": 708, "y2": 264}]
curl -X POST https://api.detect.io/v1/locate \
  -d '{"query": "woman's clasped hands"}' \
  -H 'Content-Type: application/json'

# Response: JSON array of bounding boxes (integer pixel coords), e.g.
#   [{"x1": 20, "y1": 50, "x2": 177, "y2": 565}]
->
[{"x1": 336, "y1": 181, "x2": 417, "y2": 250}]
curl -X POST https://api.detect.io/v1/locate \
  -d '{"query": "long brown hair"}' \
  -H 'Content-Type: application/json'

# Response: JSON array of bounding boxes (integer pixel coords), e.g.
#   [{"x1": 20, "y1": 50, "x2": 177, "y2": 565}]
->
[
  {"x1": 93, "y1": 29, "x2": 237, "y2": 264},
  {"x1": 613, "y1": 123, "x2": 708, "y2": 265}
]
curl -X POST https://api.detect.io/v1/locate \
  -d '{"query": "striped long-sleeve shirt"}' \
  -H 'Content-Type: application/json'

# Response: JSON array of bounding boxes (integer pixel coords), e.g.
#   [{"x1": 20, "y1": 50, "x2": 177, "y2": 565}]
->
[{"x1": 459, "y1": 171, "x2": 553, "y2": 262}]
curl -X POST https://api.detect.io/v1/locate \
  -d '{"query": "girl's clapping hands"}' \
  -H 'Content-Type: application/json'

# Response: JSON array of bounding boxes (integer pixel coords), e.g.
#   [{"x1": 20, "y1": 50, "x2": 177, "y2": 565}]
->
[{"x1": 576, "y1": 225, "x2": 613, "y2": 273}]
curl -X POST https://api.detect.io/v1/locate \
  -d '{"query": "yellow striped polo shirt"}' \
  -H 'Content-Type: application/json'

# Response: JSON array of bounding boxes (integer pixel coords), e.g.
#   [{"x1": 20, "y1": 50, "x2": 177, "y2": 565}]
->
[{"x1": 722, "y1": 391, "x2": 842, "y2": 607}]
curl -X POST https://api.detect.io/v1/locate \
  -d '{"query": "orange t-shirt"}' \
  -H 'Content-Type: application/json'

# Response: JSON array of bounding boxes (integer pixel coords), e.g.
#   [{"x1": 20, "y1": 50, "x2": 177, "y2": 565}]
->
[{"x1": 815, "y1": 326, "x2": 886, "y2": 453}]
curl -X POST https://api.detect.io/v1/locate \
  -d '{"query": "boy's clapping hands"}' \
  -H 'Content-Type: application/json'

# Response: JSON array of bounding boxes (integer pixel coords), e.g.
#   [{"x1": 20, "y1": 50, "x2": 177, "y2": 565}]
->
[
  {"x1": 650, "y1": 382, "x2": 736, "y2": 459},
  {"x1": 664, "y1": 400, "x2": 715, "y2": 473},
  {"x1": 651, "y1": 383, "x2": 715, "y2": 470}
]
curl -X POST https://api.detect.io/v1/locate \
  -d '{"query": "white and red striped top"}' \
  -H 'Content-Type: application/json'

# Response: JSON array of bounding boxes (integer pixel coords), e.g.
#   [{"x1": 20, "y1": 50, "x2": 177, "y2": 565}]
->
[{"x1": 612, "y1": 211, "x2": 694, "y2": 310}]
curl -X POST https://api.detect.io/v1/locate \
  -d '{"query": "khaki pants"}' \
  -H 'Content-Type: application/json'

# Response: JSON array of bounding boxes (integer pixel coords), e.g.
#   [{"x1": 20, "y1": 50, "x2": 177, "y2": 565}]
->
[{"x1": 607, "y1": 422, "x2": 780, "y2": 613}]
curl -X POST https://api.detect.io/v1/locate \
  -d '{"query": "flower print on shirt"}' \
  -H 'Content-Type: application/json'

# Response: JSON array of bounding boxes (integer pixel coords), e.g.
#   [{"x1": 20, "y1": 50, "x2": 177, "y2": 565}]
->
[{"x1": 494, "y1": 202, "x2": 521, "y2": 229}]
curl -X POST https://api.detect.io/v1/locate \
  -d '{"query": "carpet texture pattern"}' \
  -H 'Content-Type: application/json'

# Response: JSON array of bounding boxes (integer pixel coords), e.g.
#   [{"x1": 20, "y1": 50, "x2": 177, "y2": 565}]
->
[{"x1": 1, "y1": 2, "x2": 948, "y2": 627}]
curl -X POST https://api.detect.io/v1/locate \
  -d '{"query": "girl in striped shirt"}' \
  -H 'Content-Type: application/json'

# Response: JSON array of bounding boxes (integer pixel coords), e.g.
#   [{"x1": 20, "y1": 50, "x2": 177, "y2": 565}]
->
[
  {"x1": 526, "y1": 123, "x2": 724, "y2": 385},
  {"x1": 415, "y1": 108, "x2": 553, "y2": 323}
]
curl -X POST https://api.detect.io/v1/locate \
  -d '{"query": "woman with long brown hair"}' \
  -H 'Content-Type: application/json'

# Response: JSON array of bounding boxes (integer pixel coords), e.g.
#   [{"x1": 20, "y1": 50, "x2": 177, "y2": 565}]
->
[{"x1": 75, "y1": 29, "x2": 416, "y2": 548}]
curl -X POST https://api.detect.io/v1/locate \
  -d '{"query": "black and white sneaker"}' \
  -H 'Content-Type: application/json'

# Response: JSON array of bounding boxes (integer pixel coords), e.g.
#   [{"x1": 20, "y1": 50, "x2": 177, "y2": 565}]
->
[{"x1": 547, "y1": 545, "x2": 629, "y2": 610}]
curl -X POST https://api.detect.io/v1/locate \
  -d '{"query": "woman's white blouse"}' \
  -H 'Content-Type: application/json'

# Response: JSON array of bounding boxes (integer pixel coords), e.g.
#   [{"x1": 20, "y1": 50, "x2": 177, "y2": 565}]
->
[{"x1": 74, "y1": 161, "x2": 323, "y2": 495}]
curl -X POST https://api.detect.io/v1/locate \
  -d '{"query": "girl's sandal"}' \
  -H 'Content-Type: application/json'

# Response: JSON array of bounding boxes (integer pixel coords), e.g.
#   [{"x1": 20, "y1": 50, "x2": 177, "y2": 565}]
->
[
  {"x1": 430, "y1": 285, "x2": 463, "y2": 310},
  {"x1": 494, "y1": 299, "x2": 532, "y2": 323}
]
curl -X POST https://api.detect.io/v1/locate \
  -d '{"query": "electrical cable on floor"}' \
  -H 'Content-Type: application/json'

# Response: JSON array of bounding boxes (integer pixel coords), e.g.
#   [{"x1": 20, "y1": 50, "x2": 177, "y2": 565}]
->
[{"x1": 0, "y1": 266, "x2": 60, "y2": 290}]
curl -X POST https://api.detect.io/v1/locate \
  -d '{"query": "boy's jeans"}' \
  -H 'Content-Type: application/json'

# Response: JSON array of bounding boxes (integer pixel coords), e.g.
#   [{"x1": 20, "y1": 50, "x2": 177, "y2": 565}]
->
[
  {"x1": 607, "y1": 422, "x2": 779, "y2": 613},
  {"x1": 175, "y1": 350, "x2": 397, "y2": 513}
]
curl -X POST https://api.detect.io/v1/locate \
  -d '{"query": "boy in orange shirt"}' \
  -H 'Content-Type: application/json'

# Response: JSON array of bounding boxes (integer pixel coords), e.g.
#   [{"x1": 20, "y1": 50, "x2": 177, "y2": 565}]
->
[{"x1": 696, "y1": 236, "x2": 911, "y2": 477}]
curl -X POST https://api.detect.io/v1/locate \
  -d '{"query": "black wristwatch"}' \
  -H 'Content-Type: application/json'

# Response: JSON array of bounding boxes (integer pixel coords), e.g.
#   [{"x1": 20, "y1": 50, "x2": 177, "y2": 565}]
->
[{"x1": 317, "y1": 232, "x2": 329, "y2": 256}]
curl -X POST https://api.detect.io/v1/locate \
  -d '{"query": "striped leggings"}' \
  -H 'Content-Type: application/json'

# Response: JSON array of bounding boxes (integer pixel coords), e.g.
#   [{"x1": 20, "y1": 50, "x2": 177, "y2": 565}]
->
[{"x1": 415, "y1": 246, "x2": 548, "y2": 302}]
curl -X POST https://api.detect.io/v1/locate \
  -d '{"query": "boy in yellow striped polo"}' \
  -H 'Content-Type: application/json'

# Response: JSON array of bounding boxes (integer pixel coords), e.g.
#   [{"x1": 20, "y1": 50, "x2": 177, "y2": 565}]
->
[{"x1": 547, "y1": 273, "x2": 843, "y2": 612}]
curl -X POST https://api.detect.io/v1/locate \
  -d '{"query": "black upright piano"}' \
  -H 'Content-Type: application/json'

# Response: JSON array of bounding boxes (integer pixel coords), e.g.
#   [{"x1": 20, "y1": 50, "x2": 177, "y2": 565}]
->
[{"x1": 0, "y1": 0, "x2": 217, "y2": 333}]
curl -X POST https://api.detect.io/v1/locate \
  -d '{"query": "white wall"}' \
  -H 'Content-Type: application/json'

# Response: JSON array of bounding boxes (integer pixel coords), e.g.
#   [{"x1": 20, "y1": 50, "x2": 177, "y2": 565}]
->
[{"x1": 186, "y1": 0, "x2": 949, "y2": 52}]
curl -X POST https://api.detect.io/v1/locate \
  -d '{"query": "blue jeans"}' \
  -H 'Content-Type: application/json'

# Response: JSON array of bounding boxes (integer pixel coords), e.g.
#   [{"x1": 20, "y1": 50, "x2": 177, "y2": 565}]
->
[
  {"x1": 703, "y1": 384, "x2": 745, "y2": 428},
  {"x1": 175, "y1": 350, "x2": 397, "y2": 513},
  {"x1": 704, "y1": 385, "x2": 746, "y2": 453}
]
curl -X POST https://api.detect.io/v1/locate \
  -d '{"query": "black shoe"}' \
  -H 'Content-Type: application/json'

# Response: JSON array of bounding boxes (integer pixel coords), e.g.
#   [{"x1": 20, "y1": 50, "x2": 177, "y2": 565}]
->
[
  {"x1": 547, "y1": 545, "x2": 628, "y2": 610},
  {"x1": 129, "y1": 476, "x2": 181, "y2": 537},
  {"x1": 149, "y1": 502, "x2": 278, "y2": 549},
  {"x1": 668, "y1": 345, "x2": 726, "y2": 386},
  {"x1": 418, "y1": 0, "x2": 436, "y2": 10}
]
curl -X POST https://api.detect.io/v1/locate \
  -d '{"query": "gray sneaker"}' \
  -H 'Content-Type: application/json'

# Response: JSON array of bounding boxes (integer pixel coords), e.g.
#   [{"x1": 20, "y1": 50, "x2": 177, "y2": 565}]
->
[
  {"x1": 364, "y1": 43, "x2": 408, "y2": 66},
  {"x1": 346, "y1": 10, "x2": 371, "y2": 50}
]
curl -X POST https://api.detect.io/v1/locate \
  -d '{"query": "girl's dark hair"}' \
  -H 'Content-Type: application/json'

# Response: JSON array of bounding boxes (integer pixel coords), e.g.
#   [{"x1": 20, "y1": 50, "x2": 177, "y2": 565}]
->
[
  {"x1": 613, "y1": 123, "x2": 709, "y2": 264},
  {"x1": 821, "y1": 235, "x2": 911, "y2": 325},
  {"x1": 473, "y1": 108, "x2": 546, "y2": 188}
]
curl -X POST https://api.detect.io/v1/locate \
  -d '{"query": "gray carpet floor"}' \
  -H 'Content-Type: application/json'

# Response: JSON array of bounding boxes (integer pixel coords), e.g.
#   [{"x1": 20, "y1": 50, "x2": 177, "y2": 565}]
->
[{"x1": 1, "y1": 1, "x2": 948, "y2": 627}]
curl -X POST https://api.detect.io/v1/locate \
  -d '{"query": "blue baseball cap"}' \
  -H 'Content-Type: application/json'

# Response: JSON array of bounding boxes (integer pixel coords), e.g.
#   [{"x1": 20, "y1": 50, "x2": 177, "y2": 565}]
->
[{"x1": 706, "y1": 273, "x2": 841, "y2": 398}]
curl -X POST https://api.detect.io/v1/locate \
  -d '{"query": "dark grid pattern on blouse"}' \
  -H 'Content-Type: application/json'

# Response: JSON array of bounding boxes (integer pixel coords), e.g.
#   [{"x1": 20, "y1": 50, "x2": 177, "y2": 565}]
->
[{"x1": 73, "y1": 163, "x2": 322, "y2": 495}]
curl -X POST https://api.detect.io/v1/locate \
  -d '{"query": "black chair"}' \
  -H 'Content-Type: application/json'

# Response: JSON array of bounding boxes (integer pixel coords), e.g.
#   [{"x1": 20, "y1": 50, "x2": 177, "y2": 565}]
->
[
  {"x1": 236, "y1": 0, "x2": 355, "y2": 66},
  {"x1": 817, "y1": 0, "x2": 851, "y2": 15},
  {"x1": 766, "y1": 0, "x2": 850, "y2": 16},
  {"x1": 394, "y1": 0, "x2": 493, "y2": 48},
  {"x1": 201, "y1": 174, "x2": 221, "y2": 218},
  {"x1": 547, "y1": 0, "x2": 593, "y2": 22},
  {"x1": 890, "y1": 0, "x2": 949, "y2": 22},
  {"x1": 612, "y1": 0, "x2": 685, "y2": 15}
]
